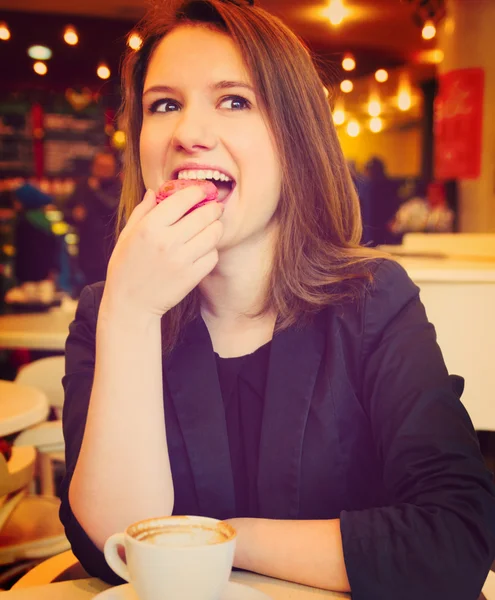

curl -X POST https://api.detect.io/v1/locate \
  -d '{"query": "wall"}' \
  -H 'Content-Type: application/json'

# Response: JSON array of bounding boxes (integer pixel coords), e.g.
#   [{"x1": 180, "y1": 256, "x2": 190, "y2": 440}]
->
[{"x1": 338, "y1": 125, "x2": 422, "y2": 178}]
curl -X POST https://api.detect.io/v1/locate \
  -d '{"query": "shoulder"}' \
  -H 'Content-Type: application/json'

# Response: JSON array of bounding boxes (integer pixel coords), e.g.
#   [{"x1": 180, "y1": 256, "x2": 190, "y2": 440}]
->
[
  {"x1": 66, "y1": 282, "x2": 106, "y2": 351},
  {"x1": 73, "y1": 281, "x2": 105, "y2": 319},
  {"x1": 321, "y1": 258, "x2": 422, "y2": 346},
  {"x1": 365, "y1": 258, "x2": 419, "y2": 313}
]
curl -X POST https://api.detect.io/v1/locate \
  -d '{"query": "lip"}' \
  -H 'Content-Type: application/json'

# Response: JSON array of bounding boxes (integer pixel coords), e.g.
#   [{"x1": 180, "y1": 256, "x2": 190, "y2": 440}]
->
[{"x1": 171, "y1": 162, "x2": 236, "y2": 183}]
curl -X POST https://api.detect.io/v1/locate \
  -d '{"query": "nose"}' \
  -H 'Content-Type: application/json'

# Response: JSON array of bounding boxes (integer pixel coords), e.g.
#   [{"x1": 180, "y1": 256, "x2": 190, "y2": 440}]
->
[{"x1": 171, "y1": 105, "x2": 217, "y2": 154}]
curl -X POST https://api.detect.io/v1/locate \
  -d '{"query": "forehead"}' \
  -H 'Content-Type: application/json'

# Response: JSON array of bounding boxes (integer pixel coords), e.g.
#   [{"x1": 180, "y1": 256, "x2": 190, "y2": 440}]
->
[{"x1": 145, "y1": 26, "x2": 251, "y2": 87}]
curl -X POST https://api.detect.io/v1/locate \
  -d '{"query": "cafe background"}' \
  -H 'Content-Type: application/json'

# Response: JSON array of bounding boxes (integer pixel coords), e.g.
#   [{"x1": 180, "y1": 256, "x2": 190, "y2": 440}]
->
[
  {"x1": 0, "y1": 0, "x2": 494, "y2": 595},
  {"x1": 0, "y1": 0, "x2": 492, "y2": 305}
]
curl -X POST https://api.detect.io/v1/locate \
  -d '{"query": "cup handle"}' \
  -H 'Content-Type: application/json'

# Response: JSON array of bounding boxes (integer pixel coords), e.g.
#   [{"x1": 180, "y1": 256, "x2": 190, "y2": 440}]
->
[{"x1": 104, "y1": 533, "x2": 130, "y2": 582}]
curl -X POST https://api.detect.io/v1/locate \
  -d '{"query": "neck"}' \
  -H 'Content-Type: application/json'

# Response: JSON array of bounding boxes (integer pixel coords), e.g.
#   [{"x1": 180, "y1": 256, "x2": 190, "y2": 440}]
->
[{"x1": 199, "y1": 228, "x2": 277, "y2": 324}]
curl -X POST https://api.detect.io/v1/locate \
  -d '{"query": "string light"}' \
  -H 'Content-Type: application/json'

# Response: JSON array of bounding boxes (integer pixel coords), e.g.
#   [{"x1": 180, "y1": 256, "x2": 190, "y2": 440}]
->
[
  {"x1": 97, "y1": 63, "x2": 111, "y2": 80},
  {"x1": 333, "y1": 109, "x2": 345, "y2": 125},
  {"x1": 347, "y1": 120, "x2": 360, "y2": 137},
  {"x1": 28, "y1": 45, "x2": 52, "y2": 60},
  {"x1": 342, "y1": 54, "x2": 356, "y2": 71},
  {"x1": 324, "y1": 0, "x2": 347, "y2": 26},
  {"x1": 416, "y1": 49, "x2": 444, "y2": 64},
  {"x1": 33, "y1": 62, "x2": 48, "y2": 76},
  {"x1": 422, "y1": 20, "x2": 436, "y2": 40},
  {"x1": 128, "y1": 32, "x2": 143, "y2": 51},
  {"x1": 0, "y1": 22, "x2": 10, "y2": 41},
  {"x1": 398, "y1": 73, "x2": 412, "y2": 111},
  {"x1": 375, "y1": 69, "x2": 389, "y2": 83},
  {"x1": 398, "y1": 90, "x2": 412, "y2": 111},
  {"x1": 368, "y1": 99, "x2": 381, "y2": 117},
  {"x1": 370, "y1": 117, "x2": 383, "y2": 133},
  {"x1": 340, "y1": 80, "x2": 353, "y2": 93},
  {"x1": 64, "y1": 26, "x2": 79, "y2": 46}
]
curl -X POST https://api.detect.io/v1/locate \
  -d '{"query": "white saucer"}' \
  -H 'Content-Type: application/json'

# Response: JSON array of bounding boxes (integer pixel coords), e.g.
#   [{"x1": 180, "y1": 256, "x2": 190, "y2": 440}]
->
[{"x1": 95, "y1": 581, "x2": 271, "y2": 599}]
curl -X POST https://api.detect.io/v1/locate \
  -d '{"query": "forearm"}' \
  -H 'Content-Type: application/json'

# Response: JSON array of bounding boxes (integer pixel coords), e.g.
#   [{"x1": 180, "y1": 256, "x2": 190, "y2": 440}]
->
[
  {"x1": 226, "y1": 518, "x2": 350, "y2": 593},
  {"x1": 69, "y1": 298, "x2": 174, "y2": 550}
]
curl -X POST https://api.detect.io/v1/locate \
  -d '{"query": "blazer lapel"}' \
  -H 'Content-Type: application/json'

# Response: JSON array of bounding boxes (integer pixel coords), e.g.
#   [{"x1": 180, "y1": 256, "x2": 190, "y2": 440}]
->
[
  {"x1": 164, "y1": 317, "x2": 236, "y2": 519},
  {"x1": 258, "y1": 312, "x2": 326, "y2": 519}
]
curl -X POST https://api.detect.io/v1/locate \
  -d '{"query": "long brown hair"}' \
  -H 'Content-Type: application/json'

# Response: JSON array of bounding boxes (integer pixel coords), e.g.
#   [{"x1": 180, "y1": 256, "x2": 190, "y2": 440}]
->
[{"x1": 118, "y1": 0, "x2": 383, "y2": 353}]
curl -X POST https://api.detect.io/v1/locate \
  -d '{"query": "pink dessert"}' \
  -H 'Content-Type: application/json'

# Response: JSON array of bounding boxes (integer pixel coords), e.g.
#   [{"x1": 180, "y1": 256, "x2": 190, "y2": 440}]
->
[{"x1": 156, "y1": 180, "x2": 219, "y2": 214}]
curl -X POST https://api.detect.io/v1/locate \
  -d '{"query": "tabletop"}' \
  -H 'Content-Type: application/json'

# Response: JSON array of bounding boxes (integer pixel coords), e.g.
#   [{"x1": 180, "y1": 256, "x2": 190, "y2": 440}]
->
[
  {"x1": 0, "y1": 380, "x2": 49, "y2": 437},
  {"x1": 2, "y1": 572, "x2": 350, "y2": 599},
  {"x1": 0, "y1": 302, "x2": 77, "y2": 351}
]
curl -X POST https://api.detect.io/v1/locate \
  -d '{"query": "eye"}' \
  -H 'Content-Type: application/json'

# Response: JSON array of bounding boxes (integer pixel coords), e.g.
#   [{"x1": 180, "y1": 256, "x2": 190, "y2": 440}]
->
[
  {"x1": 148, "y1": 99, "x2": 181, "y2": 114},
  {"x1": 219, "y1": 95, "x2": 252, "y2": 111}
]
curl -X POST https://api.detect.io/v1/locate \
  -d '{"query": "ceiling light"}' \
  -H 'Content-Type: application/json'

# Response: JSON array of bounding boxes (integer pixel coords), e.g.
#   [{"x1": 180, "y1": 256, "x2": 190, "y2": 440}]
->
[
  {"x1": 33, "y1": 62, "x2": 48, "y2": 76},
  {"x1": 375, "y1": 69, "x2": 389, "y2": 83},
  {"x1": 128, "y1": 32, "x2": 143, "y2": 51},
  {"x1": 28, "y1": 45, "x2": 52, "y2": 60},
  {"x1": 347, "y1": 120, "x2": 360, "y2": 137},
  {"x1": 422, "y1": 20, "x2": 436, "y2": 40},
  {"x1": 333, "y1": 109, "x2": 345, "y2": 125},
  {"x1": 0, "y1": 22, "x2": 10, "y2": 41},
  {"x1": 324, "y1": 0, "x2": 347, "y2": 26},
  {"x1": 342, "y1": 54, "x2": 356, "y2": 71},
  {"x1": 64, "y1": 26, "x2": 79, "y2": 46},
  {"x1": 340, "y1": 79, "x2": 353, "y2": 93},
  {"x1": 370, "y1": 117, "x2": 383, "y2": 133},
  {"x1": 97, "y1": 63, "x2": 111, "y2": 80}
]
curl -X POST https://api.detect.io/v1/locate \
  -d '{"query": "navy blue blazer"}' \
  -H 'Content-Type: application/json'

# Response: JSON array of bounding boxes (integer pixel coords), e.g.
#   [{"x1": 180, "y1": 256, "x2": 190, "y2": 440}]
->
[{"x1": 60, "y1": 259, "x2": 495, "y2": 599}]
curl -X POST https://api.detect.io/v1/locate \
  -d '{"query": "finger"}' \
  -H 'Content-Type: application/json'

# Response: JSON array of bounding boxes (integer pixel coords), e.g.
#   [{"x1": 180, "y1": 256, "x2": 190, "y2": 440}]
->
[
  {"x1": 154, "y1": 185, "x2": 216, "y2": 226},
  {"x1": 190, "y1": 249, "x2": 219, "y2": 283},
  {"x1": 174, "y1": 201, "x2": 224, "y2": 243},
  {"x1": 185, "y1": 220, "x2": 224, "y2": 262},
  {"x1": 124, "y1": 189, "x2": 157, "y2": 231}
]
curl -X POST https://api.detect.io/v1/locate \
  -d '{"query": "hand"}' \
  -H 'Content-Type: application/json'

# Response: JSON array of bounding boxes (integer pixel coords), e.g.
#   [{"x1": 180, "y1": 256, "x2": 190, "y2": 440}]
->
[{"x1": 103, "y1": 187, "x2": 224, "y2": 319}]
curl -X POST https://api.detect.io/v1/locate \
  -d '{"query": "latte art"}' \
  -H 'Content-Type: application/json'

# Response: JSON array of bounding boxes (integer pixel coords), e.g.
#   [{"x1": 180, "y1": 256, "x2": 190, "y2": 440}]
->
[{"x1": 135, "y1": 524, "x2": 230, "y2": 547}]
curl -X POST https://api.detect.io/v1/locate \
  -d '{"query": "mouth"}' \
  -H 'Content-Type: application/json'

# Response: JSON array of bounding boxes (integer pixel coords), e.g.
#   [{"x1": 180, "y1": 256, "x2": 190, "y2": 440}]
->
[{"x1": 172, "y1": 168, "x2": 236, "y2": 204}]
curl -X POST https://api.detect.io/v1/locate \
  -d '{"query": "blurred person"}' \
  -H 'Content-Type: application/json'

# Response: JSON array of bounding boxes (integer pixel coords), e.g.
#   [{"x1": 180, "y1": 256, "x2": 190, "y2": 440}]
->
[
  {"x1": 12, "y1": 183, "x2": 59, "y2": 285},
  {"x1": 347, "y1": 160, "x2": 372, "y2": 245},
  {"x1": 361, "y1": 157, "x2": 400, "y2": 246},
  {"x1": 60, "y1": 1, "x2": 495, "y2": 599},
  {"x1": 64, "y1": 150, "x2": 121, "y2": 287}
]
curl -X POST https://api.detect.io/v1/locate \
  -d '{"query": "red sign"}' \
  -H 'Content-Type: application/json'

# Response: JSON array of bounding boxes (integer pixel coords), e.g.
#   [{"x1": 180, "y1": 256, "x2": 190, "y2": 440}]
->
[{"x1": 434, "y1": 67, "x2": 484, "y2": 180}]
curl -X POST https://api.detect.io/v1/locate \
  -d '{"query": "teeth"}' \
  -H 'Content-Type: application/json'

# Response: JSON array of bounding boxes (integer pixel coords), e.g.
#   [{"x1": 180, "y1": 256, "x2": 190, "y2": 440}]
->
[{"x1": 177, "y1": 169, "x2": 232, "y2": 183}]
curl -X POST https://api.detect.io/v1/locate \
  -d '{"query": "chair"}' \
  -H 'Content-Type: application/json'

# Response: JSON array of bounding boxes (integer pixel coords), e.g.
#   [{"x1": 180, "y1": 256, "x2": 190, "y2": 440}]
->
[
  {"x1": 14, "y1": 357, "x2": 66, "y2": 497},
  {"x1": 11, "y1": 550, "x2": 88, "y2": 589},
  {"x1": 0, "y1": 446, "x2": 70, "y2": 588}
]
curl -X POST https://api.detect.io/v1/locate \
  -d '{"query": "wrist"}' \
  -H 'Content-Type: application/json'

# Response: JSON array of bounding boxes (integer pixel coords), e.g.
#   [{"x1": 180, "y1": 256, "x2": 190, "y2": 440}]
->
[{"x1": 99, "y1": 289, "x2": 163, "y2": 332}]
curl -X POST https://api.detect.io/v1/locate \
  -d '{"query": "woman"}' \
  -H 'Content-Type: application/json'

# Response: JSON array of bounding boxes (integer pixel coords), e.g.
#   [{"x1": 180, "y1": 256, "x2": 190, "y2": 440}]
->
[{"x1": 60, "y1": 1, "x2": 495, "y2": 598}]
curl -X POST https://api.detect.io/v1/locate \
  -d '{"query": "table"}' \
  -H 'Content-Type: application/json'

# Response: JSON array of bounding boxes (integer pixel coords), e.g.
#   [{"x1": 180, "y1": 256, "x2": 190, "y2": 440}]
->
[
  {"x1": 0, "y1": 380, "x2": 49, "y2": 437},
  {"x1": 2, "y1": 572, "x2": 350, "y2": 599},
  {"x1": 0, "y1": 303, "x2": 77, "y2": 351}
]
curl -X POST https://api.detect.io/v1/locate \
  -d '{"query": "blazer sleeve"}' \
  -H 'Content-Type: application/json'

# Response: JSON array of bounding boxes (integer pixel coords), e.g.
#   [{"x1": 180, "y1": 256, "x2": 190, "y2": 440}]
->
[
  {"x1": 340, "y1": 259, "x2": 495, "y2": 600},
  {"x1": 59, "y1": 284, "x2": 124, "y2": 585}
]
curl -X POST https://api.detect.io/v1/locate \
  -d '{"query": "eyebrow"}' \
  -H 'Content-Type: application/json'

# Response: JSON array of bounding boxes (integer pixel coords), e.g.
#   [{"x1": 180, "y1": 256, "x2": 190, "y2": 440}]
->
[{"x1": 142, "y1": 80, "x2": 255, "y2": 98}]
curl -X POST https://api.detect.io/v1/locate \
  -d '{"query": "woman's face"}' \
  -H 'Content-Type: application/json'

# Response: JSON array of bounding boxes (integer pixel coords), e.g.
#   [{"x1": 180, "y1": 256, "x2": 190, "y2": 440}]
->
[{"x1": 140, "y1": 25, "x2": 282, "y2": 251}]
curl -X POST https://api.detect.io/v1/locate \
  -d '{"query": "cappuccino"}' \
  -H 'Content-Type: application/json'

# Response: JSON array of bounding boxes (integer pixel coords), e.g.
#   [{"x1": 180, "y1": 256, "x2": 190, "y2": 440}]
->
[{"x1": 135, "y1": 524, "x2": 230, "y2": 547}]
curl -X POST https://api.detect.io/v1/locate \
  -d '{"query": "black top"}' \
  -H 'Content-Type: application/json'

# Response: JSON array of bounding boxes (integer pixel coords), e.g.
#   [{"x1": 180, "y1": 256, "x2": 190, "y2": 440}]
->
[
  {"x1": 215, "y1": 341, "x2": 271, "y2": 517},
  {"x1": 60, "y1": 259, "x2": 495, "y2": 600}
]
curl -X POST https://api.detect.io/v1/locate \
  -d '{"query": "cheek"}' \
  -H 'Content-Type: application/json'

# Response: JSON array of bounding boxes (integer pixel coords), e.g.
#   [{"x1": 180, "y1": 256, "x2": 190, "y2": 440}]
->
[{"x1": 139, "y1": 122, "x2": 169, "y2": 185}]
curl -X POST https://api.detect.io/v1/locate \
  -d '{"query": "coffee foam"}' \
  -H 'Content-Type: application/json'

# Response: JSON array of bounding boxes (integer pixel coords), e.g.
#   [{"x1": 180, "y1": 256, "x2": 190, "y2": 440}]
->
[{"x1": 134, "y1": 524, "x2": 230, "y2": 547}]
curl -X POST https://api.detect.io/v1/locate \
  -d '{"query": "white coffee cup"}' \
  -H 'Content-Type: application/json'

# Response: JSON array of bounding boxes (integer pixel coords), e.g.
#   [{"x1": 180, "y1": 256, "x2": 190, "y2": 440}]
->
[{"x1": 104, "y1": 515, "x2": 236, "y2": 600}]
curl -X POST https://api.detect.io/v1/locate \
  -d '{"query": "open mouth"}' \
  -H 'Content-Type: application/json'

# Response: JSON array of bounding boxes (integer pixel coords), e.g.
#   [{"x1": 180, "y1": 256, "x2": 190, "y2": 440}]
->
[{"x1": 174, "y1": 170, "x2": 236, "y2": 203}]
